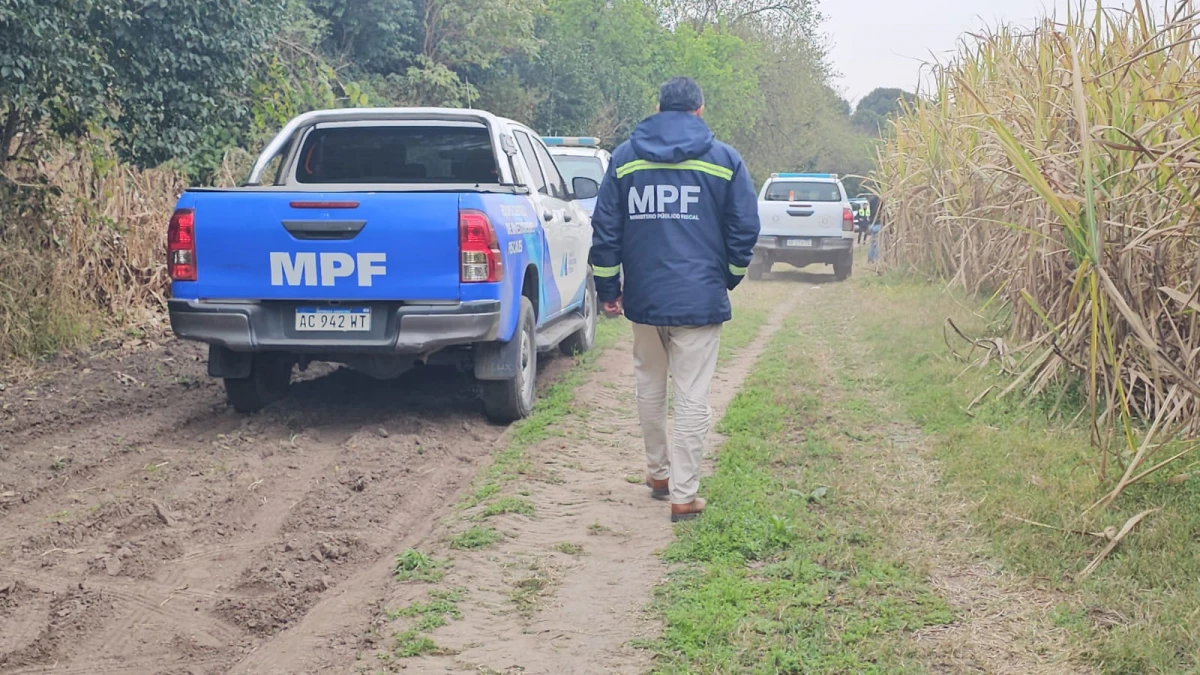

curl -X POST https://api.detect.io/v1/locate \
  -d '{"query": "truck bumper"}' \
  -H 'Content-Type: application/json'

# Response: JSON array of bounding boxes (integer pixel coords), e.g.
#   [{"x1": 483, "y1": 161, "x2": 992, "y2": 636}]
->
[
  {"x1": 753, "y1": 236, "x2": 852, "y2": 265},
  {"x1": 754, "y1": 235, "x2": 853, "y2": 253},
  {"x1": 168, "y1": 299, "x2": 502, "y2": 355}
]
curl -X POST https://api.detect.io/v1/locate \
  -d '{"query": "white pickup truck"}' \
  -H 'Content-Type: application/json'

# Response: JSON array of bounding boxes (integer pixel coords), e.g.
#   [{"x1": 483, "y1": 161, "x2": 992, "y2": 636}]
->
[{"x1": 748, "y1": 173, "x2": 856, "y2": 281}]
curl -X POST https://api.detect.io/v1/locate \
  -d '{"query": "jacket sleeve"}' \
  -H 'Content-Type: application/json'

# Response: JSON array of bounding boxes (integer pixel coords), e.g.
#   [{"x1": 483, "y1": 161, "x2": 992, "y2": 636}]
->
[
  {"x1": 722, "y1": 154, "x2": 761, "y2": 291},
  {"x1": 589, "y1": 161, "x2": 623, "y2": 302}
]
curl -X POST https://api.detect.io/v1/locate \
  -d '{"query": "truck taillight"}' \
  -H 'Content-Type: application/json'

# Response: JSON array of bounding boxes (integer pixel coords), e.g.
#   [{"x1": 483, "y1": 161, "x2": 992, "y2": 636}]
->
[
  {"x1": 168, "y1": 208, "x2": 197, "y2": 281},
  {"x1": 459, "y1": 209, "x2": 503, "y2": 283},
  {"x1": 842, "y1": 207, "x2": 854, "y2": 232}
]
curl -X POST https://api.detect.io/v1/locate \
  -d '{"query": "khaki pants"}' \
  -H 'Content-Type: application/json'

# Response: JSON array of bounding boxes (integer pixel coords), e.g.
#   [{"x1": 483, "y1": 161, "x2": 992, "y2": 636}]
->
[{"x1": 631, "y1": 323, "x2": 721, "y2": 504}]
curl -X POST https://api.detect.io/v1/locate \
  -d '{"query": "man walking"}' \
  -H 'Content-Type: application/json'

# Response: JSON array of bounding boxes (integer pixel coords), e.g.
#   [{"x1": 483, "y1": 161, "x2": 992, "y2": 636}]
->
[{"x1": 589, "y1": 77, "x2": 761, "y2": 522}]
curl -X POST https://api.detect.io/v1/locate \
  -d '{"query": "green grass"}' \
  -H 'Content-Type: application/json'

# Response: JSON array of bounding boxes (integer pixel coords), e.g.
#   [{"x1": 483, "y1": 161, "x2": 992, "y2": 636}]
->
[
  {"x1": 385, "y1": 588, "x2": 466, "y2": 659},
  {"x1": 849, "y1": 275, "x2": 1200, "y2": 674},
  {"x1": 718, "y1": 305, "x2": 767, "y2": 363},
  {"x1": 392, "y1": 549, "x2": 448, "y2": 583},
  {"x1": 716, "y1": 279, "x2": 797, "y2": 364},
  {"x1": 448, "y1": 526, "x2": 504, "y2": 550},
  {"x1": 554, "y1": 542, "x2": 584, "y2": 556},
  {"x1": 460, "y1": 317, "x2": 630, "y2": 509},
  {"x1": 481, "y1": 496, "x2": 535, "y2": 519},
  {"x1": 648, "y1": 318, "x2": 952, "y2": 673}
]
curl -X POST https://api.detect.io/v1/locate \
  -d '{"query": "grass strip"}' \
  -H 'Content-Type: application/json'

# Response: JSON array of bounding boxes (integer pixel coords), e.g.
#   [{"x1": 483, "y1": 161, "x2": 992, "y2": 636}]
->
[{"x1": 649, "y1": 316, "x2": 952, "y2": 674}]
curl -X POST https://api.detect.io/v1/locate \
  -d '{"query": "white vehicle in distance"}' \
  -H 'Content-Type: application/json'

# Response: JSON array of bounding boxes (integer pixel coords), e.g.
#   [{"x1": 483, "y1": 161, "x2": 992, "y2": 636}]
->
[
  {"x1": 749, "y1": 173, "x2": 855, "y2": 281},
  {"x1": 543, "y1": 137, "x2": 611, "y2": 217}
]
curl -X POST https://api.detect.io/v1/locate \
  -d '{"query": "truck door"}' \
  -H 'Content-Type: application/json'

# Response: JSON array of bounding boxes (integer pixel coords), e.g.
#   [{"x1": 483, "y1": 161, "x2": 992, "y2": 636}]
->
[
  {"x1": 530, "y1": 138, "x2": 588, "y2": 312},
  {"x1": 514, "y1": 131, "x2": 573, "y2": 321}
]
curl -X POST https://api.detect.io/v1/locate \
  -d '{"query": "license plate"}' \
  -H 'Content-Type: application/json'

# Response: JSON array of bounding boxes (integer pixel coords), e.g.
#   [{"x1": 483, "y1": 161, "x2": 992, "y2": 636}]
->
[
  {"x1": 295, "y1": 307, "x2": 371, "y2": 332},
  {"x1": 786, "y1": 238, "x2": 813, "y2": 247}
]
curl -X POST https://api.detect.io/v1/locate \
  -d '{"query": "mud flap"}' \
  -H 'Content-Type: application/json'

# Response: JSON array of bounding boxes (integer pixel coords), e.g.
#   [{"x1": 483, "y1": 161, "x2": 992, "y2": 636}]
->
[
  {"x1": 208, "y1": 345, "x2": 253, "y2": 379},
  {"x1": 473, "y1": 338, "x2": 520, "y2": 381}
]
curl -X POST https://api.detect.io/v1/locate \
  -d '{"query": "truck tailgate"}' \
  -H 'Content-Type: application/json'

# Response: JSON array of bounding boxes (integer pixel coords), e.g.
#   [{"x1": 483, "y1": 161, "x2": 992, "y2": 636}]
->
[
  {"x1": 759, "y1": 201, "x2": 846, "y2": 237},
  {"x1": 181, "y1": 191, "x2": 461, "y2": 301}
]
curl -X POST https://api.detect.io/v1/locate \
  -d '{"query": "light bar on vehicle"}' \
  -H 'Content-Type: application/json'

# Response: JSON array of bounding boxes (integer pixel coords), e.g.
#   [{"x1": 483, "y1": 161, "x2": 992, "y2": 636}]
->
[
  {"x1": 542, "y1": 136, "x2": 600, "y2": 147},
  {"x1": 772, "y1": 172, "x2": 838, "y2": 179}
]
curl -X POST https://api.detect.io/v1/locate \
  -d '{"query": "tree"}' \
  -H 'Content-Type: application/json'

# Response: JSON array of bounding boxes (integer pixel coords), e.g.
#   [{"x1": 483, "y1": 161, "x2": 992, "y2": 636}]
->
[
  {"x1": 0, "y1": 0, "x2": 107, "y2": 168},
  {"x1": 305, "y1": 0, "x2": 420, "y2": 74},
  {"x1": 97, "y1": 0, "x2": 283, "y2": 167},
  {"x1": 512, "y1": 0, "x2": 662, "y2": 138},
  {"x1": 656, "y1": 0, "x2": 823, "y2": 42},
  {"x1": 0, "y1": 0, "x2": 282, "y2": 170},
  {"x1": 852, "y1": 87, "x2": 916, "y2": 134}
]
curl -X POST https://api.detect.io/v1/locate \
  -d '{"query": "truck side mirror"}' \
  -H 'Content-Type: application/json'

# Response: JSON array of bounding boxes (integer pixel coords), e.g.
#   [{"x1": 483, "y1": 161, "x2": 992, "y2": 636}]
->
[{"x1": 572, "y1": 177, "x2": 599, "y2": 200}]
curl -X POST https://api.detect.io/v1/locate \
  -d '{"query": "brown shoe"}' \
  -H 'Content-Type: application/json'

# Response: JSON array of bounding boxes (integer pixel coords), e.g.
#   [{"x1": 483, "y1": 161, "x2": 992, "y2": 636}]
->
[
  {"x1": 645, "y1": 474, "x2": 669, "y2": 500},
  {"x1": 670, "y1": 498, "x2": 706, "y2": 523}
]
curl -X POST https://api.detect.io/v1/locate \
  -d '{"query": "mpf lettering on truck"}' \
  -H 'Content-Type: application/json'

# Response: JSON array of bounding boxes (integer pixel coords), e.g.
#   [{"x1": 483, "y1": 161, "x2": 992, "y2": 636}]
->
[
  {"x1": 270, "y1": 252, "x2": 387, "y2": 287},
  {"x1": 628, "y1": 184, "x2": 701, "y2": 221}
]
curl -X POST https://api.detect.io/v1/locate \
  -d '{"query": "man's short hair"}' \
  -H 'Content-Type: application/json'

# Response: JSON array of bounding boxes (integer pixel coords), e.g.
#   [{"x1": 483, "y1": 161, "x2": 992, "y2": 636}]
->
[{"x1": 659, "y1": 77, "x2": 704, "y2": 113}]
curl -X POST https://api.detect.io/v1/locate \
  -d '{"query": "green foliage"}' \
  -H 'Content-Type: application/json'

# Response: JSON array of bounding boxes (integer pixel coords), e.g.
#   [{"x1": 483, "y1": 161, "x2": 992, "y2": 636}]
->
[
  {"x1": 305, "y1": 0, "x2": 420, "y2": 74},
  {"x1": 3, "y1": 0, "x2": 873, "y2": 183},
  {"x1": 659, "y1": 26, "x2": 765, "y2": 142},
  {"x1": 1, "y1": 0, "x2": 884, "y2": 361},
  {"x1": 392, "y1": 548, "x2": 449, "y2": 582},
  {"x1": 513, "y1": 0, "x2": 662, "y2": 136},
  {"x1": 0, "y1": 0, "x2": 281, "y2": 169},
  {"x1": 96, "y1": 0, "x2": 283, "y2": 167},
  {"x1": 0, "y1": 0, "x2": 108, "y2": 159},
  {"x1": 852, "y1": 87, "x2": 918, "y2": 134},
  {"x1": 481, "y1": 496, "x2": 536, "y2": 518},
  {"x1": 448, "y1": 526, "x2": 504, "y2": 550}
]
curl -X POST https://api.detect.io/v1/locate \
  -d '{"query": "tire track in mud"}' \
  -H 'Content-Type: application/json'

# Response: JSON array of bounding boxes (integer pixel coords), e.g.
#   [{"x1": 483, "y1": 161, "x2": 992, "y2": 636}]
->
[{"x1": 0, "y1": 340, "x2": 576, "y2": 673}]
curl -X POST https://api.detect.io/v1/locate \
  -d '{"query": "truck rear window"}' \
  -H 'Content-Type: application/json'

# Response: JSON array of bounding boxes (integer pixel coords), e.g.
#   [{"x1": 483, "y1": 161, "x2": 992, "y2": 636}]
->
[
  {"x1": 764, "y1": 181, "x2": 842, "y2": 202},
  {"x1": 295, "y1": 126, "x2": 499, "y2": 184}
]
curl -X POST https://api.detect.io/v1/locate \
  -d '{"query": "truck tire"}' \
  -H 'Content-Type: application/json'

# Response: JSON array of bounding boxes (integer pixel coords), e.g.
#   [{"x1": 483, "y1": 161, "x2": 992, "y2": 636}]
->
[
  {"x1": 834, "y1": 250, "x2": 853, "y2": 281},
  {"x1": 559, "y1": 273, "x2": 597, "y2": 356},
  {"x1": 483, "y1": 297, "x2": 537, "y2": 423},
  {"x1": 224, "y1": 353, "x2": 293, "y2": 413}
]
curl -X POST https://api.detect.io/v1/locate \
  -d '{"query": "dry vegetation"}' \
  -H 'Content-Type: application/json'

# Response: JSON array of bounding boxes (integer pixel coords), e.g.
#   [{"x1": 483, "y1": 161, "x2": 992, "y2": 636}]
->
[
  {"x1": 0, "y1": 142, "x2": 184, "y2": 359},
  {"x1": 874, "y1": 0, "x2": 1200, "y2": 499}
]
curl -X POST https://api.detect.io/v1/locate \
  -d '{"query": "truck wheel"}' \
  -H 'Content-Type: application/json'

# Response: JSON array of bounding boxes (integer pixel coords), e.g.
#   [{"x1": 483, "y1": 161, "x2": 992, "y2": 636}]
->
[
  {"x1": 834, "y1": 250, "x2": 853, "y2": 281},
  {"x1": 224, "y1": 353, "x2": 292, "y2": 413},
  {"x1": 559, "y1": 273, "x2": 597, "y2": 356},
  {"x1": 748, "y1": 262, "x2": 765, "y2": 281},
  {"x1": 483, "y1": 296, "x2": 537, "y2": 423}
]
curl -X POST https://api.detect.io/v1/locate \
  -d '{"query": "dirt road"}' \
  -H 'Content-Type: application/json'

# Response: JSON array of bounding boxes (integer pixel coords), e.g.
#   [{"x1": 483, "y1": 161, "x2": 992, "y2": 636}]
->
[
  {"x1": 0, "y1": 278, "x2": 794, "y2": 674},
  {"x1": 0, "y1": 331, "x2": 581, "y2": 673},
  {"x1": 2, "y1": 268, "x2": 1093, "y2": 674}
]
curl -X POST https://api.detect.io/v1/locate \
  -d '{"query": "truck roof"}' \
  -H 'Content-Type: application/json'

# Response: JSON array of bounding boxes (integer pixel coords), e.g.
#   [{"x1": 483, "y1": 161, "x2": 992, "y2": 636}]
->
[
  {"x1": 546, "y1": 146, "x2": 609, "y2": 158},
  {"x1": 768, "y1": 173, "x2": 841, "y2": 182},
  {"x1": 248, "y1": 107, "x2": 529, "y2": 187}
]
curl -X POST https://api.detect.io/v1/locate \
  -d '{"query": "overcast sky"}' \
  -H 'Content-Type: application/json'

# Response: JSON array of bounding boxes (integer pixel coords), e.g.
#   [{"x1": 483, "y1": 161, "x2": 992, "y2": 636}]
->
[{"x1": 821, "y1": 0, "x2": 1090, "y2": 104}]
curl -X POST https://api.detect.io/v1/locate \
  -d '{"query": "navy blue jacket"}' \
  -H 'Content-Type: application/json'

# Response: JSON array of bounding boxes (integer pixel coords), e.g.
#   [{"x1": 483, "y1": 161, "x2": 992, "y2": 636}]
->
[{"x1": 589, "y1": 112, "x2": 760, "y2": 326}]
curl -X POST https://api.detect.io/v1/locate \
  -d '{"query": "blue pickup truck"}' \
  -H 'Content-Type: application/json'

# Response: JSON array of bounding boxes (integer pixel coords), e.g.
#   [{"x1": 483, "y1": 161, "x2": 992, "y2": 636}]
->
[{"x1": 167, "y1": 108, "x2": 600, "y2": 422}]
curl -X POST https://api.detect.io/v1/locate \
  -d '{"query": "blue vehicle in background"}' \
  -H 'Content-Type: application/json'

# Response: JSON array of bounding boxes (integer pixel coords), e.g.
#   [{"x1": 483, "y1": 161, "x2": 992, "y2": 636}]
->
[
  {"x1": 167, "y1": 108, "x2": 600, "y2": 422},
  {"x1": 542, "y1": 137, "x2": 611, "y2": 217}
]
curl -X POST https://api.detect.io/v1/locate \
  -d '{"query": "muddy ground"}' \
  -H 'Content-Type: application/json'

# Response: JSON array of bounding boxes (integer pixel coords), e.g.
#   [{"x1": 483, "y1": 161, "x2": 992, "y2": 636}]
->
[
  {"x1": 0, "y1": 271, "x2": 1086, "y2": 674},
  {"x1": 0, "y1": 327, "x2": 582, "y2": 674}
]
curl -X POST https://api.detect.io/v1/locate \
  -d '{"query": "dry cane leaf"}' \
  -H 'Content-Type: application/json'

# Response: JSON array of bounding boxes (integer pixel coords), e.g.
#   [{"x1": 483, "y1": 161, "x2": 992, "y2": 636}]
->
[
  {"x1": 1078, "y1": 509, "x2": 1159, "y2": 580},
  {"x1": 1003, "y1": 512, "x2": 1110, "y2": 539}
]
